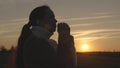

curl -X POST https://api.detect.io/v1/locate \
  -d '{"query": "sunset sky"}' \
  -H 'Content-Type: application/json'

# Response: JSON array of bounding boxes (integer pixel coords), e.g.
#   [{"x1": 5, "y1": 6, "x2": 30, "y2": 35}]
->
[{"x1": 0, "y1": 0, "x2": 120, "y2": 52}]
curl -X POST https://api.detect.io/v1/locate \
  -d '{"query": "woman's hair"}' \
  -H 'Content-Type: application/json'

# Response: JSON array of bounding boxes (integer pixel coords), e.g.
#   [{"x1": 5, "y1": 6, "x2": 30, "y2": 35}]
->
[
  {"x1": 16, "y1": 5, "x2": 51, "y2": 68},
  {"x1": 29, "y1": 5, "x2": 51, "y2": 26}
]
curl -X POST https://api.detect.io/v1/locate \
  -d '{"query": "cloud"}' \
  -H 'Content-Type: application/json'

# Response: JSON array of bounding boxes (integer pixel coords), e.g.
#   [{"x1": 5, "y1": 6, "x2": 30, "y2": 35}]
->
[
  {"x1": 0, "y1": 0, "x2": 50, "y2": 3},
  {"x1": 70, "y1": 23, "x2": 94, "y2": 27},
  {"x1": 93, "y1": 12, "x2": 113, "y2": 15},
  {"x1": 0, "y1": 18, "x2": 27, "y2": 39},
  {"x1": 0, "y1": 18, "x2": 27, "y2": 22},
  {"x1": 75, "y1": 35, "x2": 120, "y2": 42},
  {"x1": 72, "y1": 29, "x2": 120, "y2": 42},
  {"x1": 72, "y1": 29, "x2": 120, "y2": 35},
  {"x1": 0, "y1": 18, "x2": 27, "y2": 27},
  {"x1": 75, "y1": 36, "x2": 107, "y2": 41},
  {"x1": 57, "y1": 15, "x2": 113, "y2": 21},
  {"x1": 10, "y1": 18, "x2": 27, "y2": 21},
  {"x1": 0, "y1": 0, "x2": 16, "y2": 5}
]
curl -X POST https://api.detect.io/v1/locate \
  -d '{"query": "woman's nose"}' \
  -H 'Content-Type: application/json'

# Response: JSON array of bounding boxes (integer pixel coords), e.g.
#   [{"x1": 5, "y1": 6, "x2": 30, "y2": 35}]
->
[{"x1": 55, "y1": 19, "x2": 57, "y2": 23}]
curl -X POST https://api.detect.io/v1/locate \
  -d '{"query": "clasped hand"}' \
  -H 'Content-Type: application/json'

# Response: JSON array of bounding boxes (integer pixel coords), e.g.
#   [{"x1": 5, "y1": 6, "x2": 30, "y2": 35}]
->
[{"x1": 57, "y1": 23, "x2": 74, "y2": 47}]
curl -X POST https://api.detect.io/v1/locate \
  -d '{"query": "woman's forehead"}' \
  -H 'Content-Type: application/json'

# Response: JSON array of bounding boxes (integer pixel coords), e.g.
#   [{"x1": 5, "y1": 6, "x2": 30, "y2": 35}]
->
[{"x1": 45, "y1": 9, "x2": 55, "y2": 17}]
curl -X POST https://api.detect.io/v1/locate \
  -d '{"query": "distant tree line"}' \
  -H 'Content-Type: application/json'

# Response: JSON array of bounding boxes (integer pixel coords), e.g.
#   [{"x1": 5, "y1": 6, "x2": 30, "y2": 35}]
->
[
  {"x1": 0, "y1": 45, "x2": 120, "y2": 68},
  {"x1": 77, "y1": 52, "x2": 120, "y2": 57},
  {"x1": 0, "y1": 46, "x2": 15, "y2": 68}
]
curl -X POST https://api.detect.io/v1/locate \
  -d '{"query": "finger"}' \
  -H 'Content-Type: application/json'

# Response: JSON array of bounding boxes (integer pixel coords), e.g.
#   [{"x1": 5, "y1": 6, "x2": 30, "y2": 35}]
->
[
  {"x1": 57, "y1": 23, "x2": 63, "y2": 32},
  {"x1": 62, "y1": 23, "x2": 70, "y2": 31},
  {"x1": 58, "y1": 23, "x2": 70, "y2": 30},
  {"x1": 57, "y1": 23, "x2": 65, "y2": 30}
]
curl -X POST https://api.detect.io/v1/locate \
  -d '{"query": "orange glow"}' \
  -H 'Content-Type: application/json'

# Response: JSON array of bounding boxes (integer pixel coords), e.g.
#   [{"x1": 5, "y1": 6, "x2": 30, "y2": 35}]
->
[{"x1": 81, "y1": 44, "x2": 89, "y2": 52}]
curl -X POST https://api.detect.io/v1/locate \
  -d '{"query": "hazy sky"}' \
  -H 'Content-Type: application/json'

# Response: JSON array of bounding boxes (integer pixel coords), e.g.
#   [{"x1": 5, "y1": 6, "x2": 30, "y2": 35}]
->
[{"x1": 0, "y1": 0, "x2": 120, "y2": 52}]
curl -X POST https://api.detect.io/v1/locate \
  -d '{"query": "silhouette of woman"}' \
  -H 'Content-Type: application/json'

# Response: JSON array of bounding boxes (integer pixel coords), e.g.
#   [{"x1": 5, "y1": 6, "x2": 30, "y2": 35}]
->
[{"x1": 16, "y1": 5, "x2": 77, "y2": 68}]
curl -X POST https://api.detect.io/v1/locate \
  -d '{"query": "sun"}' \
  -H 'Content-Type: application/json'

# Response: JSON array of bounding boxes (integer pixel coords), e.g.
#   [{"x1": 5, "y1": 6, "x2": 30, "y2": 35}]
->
[{"x1": 81, "y1": 44, "x2": 89, "y2": 52}]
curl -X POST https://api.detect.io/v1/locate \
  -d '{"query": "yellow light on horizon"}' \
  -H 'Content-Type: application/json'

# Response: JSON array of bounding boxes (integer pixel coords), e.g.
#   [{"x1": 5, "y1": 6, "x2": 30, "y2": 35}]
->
[{"x1": 81, "y1": 44, "x2": 89, "y2": 52}]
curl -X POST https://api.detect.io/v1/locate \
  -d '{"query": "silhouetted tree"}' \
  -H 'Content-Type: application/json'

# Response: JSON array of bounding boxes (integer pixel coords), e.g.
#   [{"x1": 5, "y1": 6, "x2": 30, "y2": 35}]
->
[{"x1": 0, "y1": 46, "x2": 8, "y2": 68}]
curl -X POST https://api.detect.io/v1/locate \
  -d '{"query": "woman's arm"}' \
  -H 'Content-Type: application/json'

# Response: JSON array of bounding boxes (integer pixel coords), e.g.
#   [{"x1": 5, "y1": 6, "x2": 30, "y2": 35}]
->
[{"x1": 57, "y1": 23, "x2": 77, "y2": 68}]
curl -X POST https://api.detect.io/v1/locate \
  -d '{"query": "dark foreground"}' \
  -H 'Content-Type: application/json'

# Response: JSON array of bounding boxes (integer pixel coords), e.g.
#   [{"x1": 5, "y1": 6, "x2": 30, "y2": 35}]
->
[
  {"x1": 0, "y1": 48, "x2": 120, "y2": 68},
  {"x1": 77, "y1": 52, "x2": 120, "y2": 68}
]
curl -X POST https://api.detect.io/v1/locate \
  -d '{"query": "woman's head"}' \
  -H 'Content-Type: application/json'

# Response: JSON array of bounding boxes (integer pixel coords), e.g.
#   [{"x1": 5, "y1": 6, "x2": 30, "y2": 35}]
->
[{"x1": 29, "y1": 5, "x2": 57, "y2": 34}]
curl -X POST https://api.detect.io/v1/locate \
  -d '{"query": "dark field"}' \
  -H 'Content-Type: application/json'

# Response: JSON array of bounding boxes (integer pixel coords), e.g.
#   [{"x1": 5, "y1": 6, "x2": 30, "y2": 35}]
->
[
  {"x1": 0, "y1": 48, "x2": 120, "y2": 68},
  {"x1": 77, "y1": 52, "x2": 120, "y2": 68}
]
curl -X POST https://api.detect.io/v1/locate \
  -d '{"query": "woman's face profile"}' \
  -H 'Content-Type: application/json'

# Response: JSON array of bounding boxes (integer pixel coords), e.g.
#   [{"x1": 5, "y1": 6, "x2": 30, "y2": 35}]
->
[{"x1": 43, "y1": 9, "x2": 57, "y2": 33}]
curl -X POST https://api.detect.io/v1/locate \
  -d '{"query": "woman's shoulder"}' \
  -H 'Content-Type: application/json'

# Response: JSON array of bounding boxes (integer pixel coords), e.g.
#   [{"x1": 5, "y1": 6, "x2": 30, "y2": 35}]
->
[
  {"x1": 24, "y1": 33, "x2": 49, "y2": 48},
  {"x1": 26, "y1": 33, "x2": 45, "y2": 43},
  {"x1": 23, "y1": 34, "x2": 48, "y2": 53}
]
